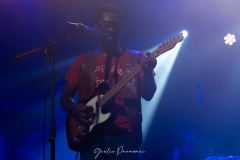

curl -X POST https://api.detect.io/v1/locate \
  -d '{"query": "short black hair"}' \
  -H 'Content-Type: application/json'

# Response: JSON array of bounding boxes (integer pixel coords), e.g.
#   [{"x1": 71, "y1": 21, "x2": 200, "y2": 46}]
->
[{"x1": 95, "y1": 4, "x2": 124, "y2": 24}]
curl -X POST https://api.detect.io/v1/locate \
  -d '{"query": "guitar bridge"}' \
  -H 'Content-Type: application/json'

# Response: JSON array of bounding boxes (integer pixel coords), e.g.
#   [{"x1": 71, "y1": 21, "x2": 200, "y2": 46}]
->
[
  {"x1": 76, "y1": 120, "x2": 82, "y2": 129},
  {"x1": 80, "y1": 128, "x2": 89, "y2": 135},
  {"x1": 74, "y1": 127, "x2": 89, "y2": 140}
]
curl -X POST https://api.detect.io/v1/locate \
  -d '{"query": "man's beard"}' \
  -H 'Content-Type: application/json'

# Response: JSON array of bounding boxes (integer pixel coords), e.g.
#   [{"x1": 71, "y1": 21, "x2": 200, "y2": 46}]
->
[{"x1": 101, "y1": 35, "x2": 119, "y2": 47}]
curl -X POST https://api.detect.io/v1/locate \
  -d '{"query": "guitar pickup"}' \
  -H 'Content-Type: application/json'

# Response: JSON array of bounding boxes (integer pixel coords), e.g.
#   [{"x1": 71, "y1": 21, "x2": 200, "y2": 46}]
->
[{"x1": 75, "y1": 120, "x2": 82, "y2": 129}]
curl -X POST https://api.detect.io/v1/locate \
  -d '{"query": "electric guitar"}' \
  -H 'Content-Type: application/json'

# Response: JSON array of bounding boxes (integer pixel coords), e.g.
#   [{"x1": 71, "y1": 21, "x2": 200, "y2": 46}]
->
[{"x1": 66, "y1": 33, "x2": 184, "y2": 152}]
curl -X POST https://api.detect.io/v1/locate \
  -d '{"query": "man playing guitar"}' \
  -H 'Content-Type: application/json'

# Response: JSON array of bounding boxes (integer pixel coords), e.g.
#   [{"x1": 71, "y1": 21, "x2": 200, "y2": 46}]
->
[{"x1": 61, "y1": 4, "x2": 157, "y2": 160}]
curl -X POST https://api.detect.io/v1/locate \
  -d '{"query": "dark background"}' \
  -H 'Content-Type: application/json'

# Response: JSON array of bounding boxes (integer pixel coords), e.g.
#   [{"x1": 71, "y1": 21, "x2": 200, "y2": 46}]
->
[{"x1": 1, "y1": 0, "x2": 240, "y2": 159}]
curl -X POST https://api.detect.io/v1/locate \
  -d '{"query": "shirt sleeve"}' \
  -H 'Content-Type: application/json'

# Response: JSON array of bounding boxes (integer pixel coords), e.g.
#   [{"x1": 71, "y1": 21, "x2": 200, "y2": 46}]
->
[
  {"x1": 65, "y1": 55, "x2": 85, "y2": 87},
  {"x1": 139, "y1": 52, "x2": 156, "y2": 77},
  {"x1": 139, "y1": 53, "x2": 146, "y2": 77}
]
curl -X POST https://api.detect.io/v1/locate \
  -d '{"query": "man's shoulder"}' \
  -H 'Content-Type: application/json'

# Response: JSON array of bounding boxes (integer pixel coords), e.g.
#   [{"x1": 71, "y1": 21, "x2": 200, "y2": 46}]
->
[
  {"x1": 125, "y1": 48, "x2": 143, "y2": 55},
  {"x1": 124, "y1": 48, "x2": 145, "y2": 60},
  {"x1": 81, "y1": 50, "x2": 96, "y2": 56},
  {"x1": 75, "y1": 50, "x2": 97, "y2": 59}
]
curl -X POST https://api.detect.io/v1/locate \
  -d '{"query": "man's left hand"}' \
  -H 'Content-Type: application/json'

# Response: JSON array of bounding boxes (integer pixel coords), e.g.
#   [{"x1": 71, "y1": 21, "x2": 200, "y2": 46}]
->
[{"x1": 141, "y1": 52, "x2": 157, "y2": 71}]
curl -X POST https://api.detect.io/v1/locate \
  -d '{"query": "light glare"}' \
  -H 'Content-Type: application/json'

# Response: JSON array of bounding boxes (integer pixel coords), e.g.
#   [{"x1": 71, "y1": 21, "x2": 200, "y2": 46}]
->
[
  {"x1": 142, "y1": 41, "x2": 183, "y2": 144},
  {"x1": 182, "y1": 30, "x2": 188, "y2": 38},
  {"x1": 224, "y1": 33, "x2": 236, "y2": 45}
]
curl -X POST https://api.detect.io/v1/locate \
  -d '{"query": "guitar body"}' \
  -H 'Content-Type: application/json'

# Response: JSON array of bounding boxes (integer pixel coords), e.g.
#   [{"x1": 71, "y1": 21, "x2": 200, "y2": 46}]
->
[{"x1": 66, "y1": 82, "x2": 112, "y2": 152}]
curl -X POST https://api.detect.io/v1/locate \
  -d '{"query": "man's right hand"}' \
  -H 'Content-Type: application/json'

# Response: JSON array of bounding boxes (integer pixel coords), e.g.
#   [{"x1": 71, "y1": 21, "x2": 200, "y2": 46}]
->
[
  {"x1": 70, "y1": 103, "x2": 96, "y2": 126},
  {"x1": 60, "y1": 82, "x2": 96, "y2": 127}
]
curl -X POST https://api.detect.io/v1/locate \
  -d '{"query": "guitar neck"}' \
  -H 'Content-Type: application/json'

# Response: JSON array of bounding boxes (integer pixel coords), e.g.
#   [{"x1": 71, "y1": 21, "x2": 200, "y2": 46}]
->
[
  {"x1": 99, "y1": 64, "x2": 142, "y2": 107},
  {"x1": 150, "y1": 33, "x2": 184, "y2": 59},
  {"x1": 98, "y1": 33, "x2": 184, "y2": 107}
]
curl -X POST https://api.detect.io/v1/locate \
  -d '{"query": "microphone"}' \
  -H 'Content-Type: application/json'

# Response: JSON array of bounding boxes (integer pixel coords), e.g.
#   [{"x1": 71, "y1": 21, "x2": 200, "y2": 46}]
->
[{"x1": 66, "y1": 22, "x2": 99, "y2": 35}]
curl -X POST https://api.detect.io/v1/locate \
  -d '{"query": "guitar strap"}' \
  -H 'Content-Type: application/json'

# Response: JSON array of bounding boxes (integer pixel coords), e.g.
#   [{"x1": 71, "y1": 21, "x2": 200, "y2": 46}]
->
[
  {"x1": 98, "y1": 56, "x2": 120, "y2": 149},
  {"x1": 106, "y1": 56, "x2": 120, "y2": 86}
]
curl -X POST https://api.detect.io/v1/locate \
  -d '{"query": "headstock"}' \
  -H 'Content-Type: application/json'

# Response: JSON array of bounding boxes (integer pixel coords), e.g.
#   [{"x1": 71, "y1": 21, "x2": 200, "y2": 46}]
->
[{"x1": 150, "y1": 33, "x2": 184, "y2": 58}]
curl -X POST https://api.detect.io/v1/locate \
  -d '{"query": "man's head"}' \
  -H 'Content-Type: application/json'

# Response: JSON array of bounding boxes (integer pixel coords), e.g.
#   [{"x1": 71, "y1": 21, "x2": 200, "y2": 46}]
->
[
  {"x1": 95, "y1": 4, "x2": 123, "y2": 26},
  {"x1": 95, "y1": 4, "x2": 123, "y2": 47}
]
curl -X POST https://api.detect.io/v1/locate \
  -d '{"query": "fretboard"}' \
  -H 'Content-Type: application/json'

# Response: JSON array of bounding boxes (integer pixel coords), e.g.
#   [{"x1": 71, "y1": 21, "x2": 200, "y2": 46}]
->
[
  {"x1": 98, "y1": 64, "x2": 142, "y2": 107},
  {"x1": 98, "y1": 33, "x2": 184, "y2": 107}
]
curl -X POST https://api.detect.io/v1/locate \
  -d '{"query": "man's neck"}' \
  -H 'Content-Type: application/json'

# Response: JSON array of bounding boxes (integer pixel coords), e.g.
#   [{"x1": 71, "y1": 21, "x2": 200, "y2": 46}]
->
[{"x1": 100, "y1": 44, "x2": 121, "y2": 57}]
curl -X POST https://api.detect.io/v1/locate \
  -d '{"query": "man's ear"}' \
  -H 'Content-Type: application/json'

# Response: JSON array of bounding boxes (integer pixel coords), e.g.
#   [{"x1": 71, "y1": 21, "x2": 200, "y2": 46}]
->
[
  {"x1": 94, "y1": 24, "x2": 99, "y2": 31},
  {"x1": 119, "y1": 23, "x2": 123, "y2": 33}
]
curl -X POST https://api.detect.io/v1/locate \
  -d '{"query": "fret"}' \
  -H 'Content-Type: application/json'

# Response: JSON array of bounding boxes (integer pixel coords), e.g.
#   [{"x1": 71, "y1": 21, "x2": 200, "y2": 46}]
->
[
  {"x1": 99, "y1": 33, "x2": 184, "y2": 107},
  {"x1": 99, "y1": 65, "x2": 142, "y2": 107}
]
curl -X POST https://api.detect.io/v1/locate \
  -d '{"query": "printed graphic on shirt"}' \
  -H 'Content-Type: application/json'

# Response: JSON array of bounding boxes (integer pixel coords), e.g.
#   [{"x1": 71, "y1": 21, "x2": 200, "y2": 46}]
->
[{"x1": 95, "y1": 64, "x2": 124, "y2": 87}]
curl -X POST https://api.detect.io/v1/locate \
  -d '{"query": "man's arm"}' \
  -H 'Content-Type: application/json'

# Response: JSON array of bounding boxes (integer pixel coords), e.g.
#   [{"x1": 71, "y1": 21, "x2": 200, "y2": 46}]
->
[
  {"x1": 60, "y1": 82, "x2": 95, "y2": 126},
  {"x1": 140, "y1": 56, "x2": 157, "y2": 101},
  {"x1": 141, "y1": 70, "x2": 157, "y2": 101}
]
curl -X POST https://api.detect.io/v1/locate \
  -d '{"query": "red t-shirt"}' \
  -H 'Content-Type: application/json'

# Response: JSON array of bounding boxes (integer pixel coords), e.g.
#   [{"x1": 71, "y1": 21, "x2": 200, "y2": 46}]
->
[{"x1": 66, "y1": 49, "x2": 146, "y2": 133}]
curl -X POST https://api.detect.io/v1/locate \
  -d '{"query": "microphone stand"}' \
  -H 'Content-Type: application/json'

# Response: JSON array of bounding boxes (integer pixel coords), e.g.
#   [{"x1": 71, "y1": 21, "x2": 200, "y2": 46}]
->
[
  {"x1": 14, "y1": 34, "x2": 76, "y2": 160},
  {"x1": 47, "y1": 37, "x2": 56, "y2": 160},
  {"x1": 14, "y1": 35, "x2": 71, "y2": 60}
]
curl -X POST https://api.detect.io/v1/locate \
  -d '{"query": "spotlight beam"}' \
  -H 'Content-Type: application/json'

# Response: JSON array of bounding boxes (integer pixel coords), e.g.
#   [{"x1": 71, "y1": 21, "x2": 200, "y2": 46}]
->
[{"x1": 141, "y1": 31, "x2": 187, "y2": 145}]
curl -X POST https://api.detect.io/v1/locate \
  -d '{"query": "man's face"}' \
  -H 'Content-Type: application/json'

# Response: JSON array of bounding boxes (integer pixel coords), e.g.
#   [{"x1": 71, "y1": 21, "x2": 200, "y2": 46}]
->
[{"x1": 96, "y1": 12, "x2": 122, "y2": 44}]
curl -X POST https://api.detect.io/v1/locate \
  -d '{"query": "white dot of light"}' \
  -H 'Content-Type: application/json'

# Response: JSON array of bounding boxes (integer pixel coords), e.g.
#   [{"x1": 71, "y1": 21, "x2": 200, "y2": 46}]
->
[
  {"x1": 224, "y1": 33, "x2": 236, "y2": 45},
  {"x1": 142, "y1": 38, "x2": 184, "y2": 145},
  {"x1": 182, "y1": 30, "x2": 188, "y2": 38}
]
